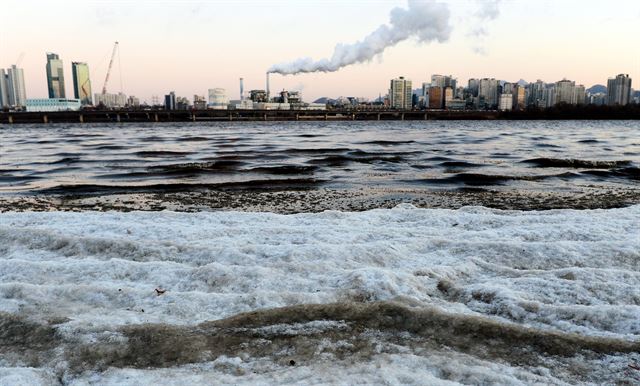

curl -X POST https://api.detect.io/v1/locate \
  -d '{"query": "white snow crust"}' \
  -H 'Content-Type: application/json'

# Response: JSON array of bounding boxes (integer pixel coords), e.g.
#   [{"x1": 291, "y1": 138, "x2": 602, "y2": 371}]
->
[{"x1": 1, "y1": 205, "x2": 639, "y2": 384}]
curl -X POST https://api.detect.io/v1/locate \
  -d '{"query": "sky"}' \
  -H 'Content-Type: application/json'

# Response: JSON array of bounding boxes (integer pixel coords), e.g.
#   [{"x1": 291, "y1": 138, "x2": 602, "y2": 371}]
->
[{"x1": 1, "y1": 0, "x2": 639, "y2": 103}]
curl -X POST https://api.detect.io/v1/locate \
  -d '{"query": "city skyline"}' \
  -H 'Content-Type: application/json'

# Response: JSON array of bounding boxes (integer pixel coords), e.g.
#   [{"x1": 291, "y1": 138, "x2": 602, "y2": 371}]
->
[{"x1": 1, "y1": 0, "x2": 639, "y2": 102}]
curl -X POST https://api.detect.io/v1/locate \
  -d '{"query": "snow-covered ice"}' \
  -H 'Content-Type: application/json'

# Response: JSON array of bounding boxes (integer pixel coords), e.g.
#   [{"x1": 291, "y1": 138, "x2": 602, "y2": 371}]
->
[{"x1": 1, "y1": 205, "x2": 639, "y2": 384}]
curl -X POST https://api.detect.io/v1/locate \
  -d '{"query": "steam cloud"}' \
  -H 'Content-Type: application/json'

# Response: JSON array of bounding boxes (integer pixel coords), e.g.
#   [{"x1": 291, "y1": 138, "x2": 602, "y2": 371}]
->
[{"x1": 268, "y1": 0, "x2": 451, "y2": 75}]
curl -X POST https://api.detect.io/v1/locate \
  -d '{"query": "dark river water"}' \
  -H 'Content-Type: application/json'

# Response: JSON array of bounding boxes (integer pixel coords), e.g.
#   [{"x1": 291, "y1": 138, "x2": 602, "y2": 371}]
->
[{"x1": 1, "y1": 120, "x2": 638, "y2": 195}]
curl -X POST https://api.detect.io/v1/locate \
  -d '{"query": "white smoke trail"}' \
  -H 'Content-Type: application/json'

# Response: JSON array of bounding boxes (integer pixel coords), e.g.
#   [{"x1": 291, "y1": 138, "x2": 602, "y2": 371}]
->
[{"x1": 268, "y1": 0, "x2": 451, "y2": 75}]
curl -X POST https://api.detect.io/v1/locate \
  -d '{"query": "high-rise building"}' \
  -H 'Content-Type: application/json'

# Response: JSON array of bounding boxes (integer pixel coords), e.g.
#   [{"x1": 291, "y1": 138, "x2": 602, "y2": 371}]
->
[
  {"x1": 499, "y1": 93, "x2": 513, "y2": 111},
  {"x1": 428, "y1": 86, "x2": 443, "y2": 109},
  {"x1": 607, "y1": 74, "x2": 632, "y2": 106},
  {"x1": 389, "y1": 77, "x2": 412, "y2": 110},
  {"x1": 467, "y1": 79, "x2": 479, "y2": 97},
  {"x1": 555, "y1": 79, "x2": 575, "y2": 105},
  {"x1": 478, "y1": 78, "x2": 499, "y2": 109},
  {"x1": 421, "y1": 82, "x2": 430, "y2": 97},
  {"x1": 527, "y1": 80, "x2": 546, "y2": 107},
  {"x1": 164, "y1": 91, "x2": 176, "y2": 110},
  {"x1": 444, "y1": 87, "x2": 454, "y2": 107},
  {"x1": 502, "y1": 82, "x2": 514, "y2": 95},
  {"x1": 0, "y1": 69, "x2": 9, "y2": 108},
  {"x1": 71, "y1": 62, "x2": 92, "y2": 106},
  {"x1": 512, "y1": 85, "x2": 526, "y2": 110},
  {"x1": 431, "y1": 75, "x2": 456, "y2": 90},
  {"x1": 573, "y1": 85, "x2": 586, "y2": 105},
  {"x1": 7, "y1": 65, "x2": 27, "y2": 108},
  {"x1": 543, "y1": 85, "x2": 556, "y2": 108},
  {"x1": 46, "y1": 53, "x2": 66, "y2": 98}
]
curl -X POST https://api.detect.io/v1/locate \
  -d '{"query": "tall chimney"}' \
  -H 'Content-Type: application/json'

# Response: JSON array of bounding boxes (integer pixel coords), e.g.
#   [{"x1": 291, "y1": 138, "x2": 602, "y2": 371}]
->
[
  {"x1": 266, "y1": 72, "x2": 270, "y2": 101},
  {"x1": 239, "y1": 77, "x2": 244, "y2": 101}
]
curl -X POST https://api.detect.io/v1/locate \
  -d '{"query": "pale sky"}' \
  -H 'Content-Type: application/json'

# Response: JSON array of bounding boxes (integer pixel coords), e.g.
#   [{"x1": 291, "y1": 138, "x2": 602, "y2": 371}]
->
[{"x1": 1, "y1": 0, "x2": 639, "y2": 102}]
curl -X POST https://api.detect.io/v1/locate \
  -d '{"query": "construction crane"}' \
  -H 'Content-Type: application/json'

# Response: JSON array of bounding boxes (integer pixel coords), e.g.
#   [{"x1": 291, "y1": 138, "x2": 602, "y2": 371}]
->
[
  {"x1": 101, "y1": 41, "x2": 119, "y2": 95},
  {"x1": 15, "y1": 52, "x2": 25, "y2": 66}
]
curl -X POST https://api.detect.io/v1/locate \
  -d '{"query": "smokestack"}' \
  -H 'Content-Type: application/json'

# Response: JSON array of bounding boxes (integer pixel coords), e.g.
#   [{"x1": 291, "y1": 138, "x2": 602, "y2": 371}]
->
[
  {"x1": 240, "y1": 77, "x2": 244, "y2": 101},
  {"x1": 266, "y1": 72, "x2": 270, "y2": 100}
]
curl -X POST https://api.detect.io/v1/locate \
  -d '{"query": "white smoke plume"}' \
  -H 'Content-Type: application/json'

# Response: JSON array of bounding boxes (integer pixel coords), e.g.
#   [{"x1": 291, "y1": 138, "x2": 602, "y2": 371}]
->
[{"x1": 268, "y1": 0, "x2": 451, "y2": 75}]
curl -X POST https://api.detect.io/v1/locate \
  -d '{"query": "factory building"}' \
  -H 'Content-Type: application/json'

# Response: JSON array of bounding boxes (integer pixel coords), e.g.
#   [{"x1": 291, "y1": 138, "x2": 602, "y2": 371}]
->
[
  {"x1": 26, "y1": 98, "x2": 81, "y2": 112},
  {"x1": 94, "y1": 92, "x2": 127, "y2": 108},
  {"x1": 253, "y1": 102, "x2": 290, "y2": 110},
  {"x1": 193, "y1": 95, "x2": 207, "y2": 110},
  {"x1": 208, "y1": 88, "x2": 228, "y2": 109},
  {"x1": 249, "y1": 90, "x2": 268, "y2": 103}
]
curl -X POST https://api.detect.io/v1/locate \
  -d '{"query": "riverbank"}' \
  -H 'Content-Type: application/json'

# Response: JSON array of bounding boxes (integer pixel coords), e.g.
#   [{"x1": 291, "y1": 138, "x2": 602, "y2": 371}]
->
[
  {"x1": 3, "y1": 186, "x2": 640, "y2": 213},
  {"x1": 1, "y1": 105, "x2": 639, "y2": 124}
]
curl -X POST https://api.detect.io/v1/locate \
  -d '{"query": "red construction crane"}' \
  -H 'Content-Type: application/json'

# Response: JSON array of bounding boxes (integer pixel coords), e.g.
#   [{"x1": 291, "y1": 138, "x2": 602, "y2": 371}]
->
[{"x1": 101, "y1": 42, "x2": 119, "y2": 95}]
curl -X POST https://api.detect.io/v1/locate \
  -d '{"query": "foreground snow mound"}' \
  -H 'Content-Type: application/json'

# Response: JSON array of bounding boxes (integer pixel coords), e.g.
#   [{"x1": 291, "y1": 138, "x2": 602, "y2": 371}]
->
[{"x1": 1, "y1": 205, "x2": 639, "y2": 385}]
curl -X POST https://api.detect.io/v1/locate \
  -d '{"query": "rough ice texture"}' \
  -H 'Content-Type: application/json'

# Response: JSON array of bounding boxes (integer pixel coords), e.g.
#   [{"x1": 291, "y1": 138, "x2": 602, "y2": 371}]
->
[{"x1": 1, "y1": 205, "x2": 639, "y2": 384}]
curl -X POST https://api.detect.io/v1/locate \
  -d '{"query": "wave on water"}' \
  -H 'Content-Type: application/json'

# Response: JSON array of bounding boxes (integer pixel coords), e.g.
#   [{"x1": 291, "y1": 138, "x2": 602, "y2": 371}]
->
[
  {"x1": 2, "y1": 122, "x2": 639, "y2": 193},
  {"x1": 523, "y1": 157, "x2": 632, "y2": 169},
  {"x1": 0, "y1": 205, "x2": 639, "y2": 384},
  {"x1": 135, "y1": 150, "x2": 192, "y2": 158},
  {"x1": 420, "y1": 172, "x2": 578, "y2": 186},
  {"x1": 35, "y1": 178, "x2": 325, "y2": 195}
]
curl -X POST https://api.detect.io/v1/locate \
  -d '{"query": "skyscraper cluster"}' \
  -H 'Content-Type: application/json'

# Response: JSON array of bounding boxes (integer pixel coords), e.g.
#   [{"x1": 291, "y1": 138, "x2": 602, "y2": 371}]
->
[
  {"x1": 0, "y1": 50, "x2": 636, "y2": 113},
  {"x1": 2, "y1": 50, "x2": 139, "y2": 112},
  {"x1": 386, "y1": 74, "x2": 634, "y2": 111},
  {"x1": 45, "y1": 53, "x2": 95, "y2": 106}
]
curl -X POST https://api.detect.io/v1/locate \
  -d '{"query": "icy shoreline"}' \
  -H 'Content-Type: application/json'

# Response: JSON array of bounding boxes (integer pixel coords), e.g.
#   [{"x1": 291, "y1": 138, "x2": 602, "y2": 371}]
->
[{"x1": 1, "y1": 205, "x2": 639, "y2": 384}]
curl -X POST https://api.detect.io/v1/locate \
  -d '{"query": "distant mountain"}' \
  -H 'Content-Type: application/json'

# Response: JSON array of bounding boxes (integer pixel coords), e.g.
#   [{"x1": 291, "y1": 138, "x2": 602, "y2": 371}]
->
[
  {"x1": 587, "y1": 84, "x2": 607, "y2": 94},
  {"x1": 313, "y1": 97, "x2": 329, "y2": 104},
  {"x1": 499, "y1": 79, "x2": 528, "y2": 87}
]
